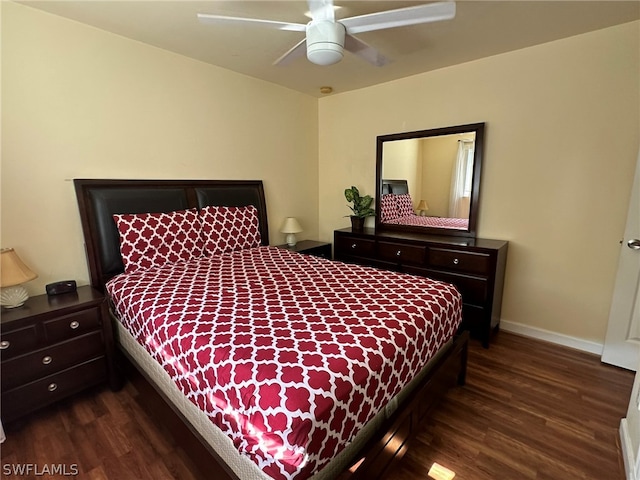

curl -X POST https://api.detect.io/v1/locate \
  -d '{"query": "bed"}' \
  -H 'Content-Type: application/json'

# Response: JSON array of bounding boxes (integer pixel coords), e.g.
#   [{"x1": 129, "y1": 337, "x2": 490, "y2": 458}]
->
[
  {"x1": 380, "y1": 179, "x2": 469, "y2": 230},
  {"x1": 74, "y1": 179, "x2": 469, "y2": 480}
]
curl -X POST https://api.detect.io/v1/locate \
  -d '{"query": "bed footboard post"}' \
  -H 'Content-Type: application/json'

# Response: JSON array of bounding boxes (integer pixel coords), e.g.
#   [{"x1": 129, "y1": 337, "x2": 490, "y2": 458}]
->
[{"x1": 456, "y1": 330, "x2": 469, "y2": 386}]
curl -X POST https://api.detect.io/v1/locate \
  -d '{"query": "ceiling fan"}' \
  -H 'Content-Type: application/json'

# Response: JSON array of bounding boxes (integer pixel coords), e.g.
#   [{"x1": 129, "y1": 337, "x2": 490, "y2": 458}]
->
[{"x1": 197, "y1": 1, "x2": 456, "y2": 67}]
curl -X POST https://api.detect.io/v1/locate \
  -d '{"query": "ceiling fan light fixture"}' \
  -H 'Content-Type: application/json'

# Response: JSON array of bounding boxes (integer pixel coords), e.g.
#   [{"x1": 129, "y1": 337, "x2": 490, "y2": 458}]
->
[{"x1": 306, "y1": 20, "x2": 345, "y2": 65}]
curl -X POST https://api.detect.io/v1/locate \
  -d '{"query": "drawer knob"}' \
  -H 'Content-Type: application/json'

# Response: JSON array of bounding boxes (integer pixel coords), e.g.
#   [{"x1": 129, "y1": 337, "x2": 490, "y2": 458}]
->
[
  {"x1": 453, "y1": 258, "x2": 459, "y2": 265},
  {"x1": 0, "y1": 340, "x2": 9, "y2": 350},
  {"x1": 47, "y1": 383, "x2": 58, "y2": 392},
  {"x1": 396, "y1": 250, "x2": 402, "y2": 257},
  {"x1": 42, "y1": 356, "x2": 53, "y2": 365},
  {"x1": 351, "y1": 243, "x2": 357, "y2": 249},
  {"x1": 70, "y1": 320, "x2": 80, "y2": 329}
]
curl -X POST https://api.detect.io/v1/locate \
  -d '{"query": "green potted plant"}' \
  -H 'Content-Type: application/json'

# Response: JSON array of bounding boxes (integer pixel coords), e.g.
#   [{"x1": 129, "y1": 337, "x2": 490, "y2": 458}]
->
[{"x1": 344, "y1": 185, "x2": 375, "y2": 231}]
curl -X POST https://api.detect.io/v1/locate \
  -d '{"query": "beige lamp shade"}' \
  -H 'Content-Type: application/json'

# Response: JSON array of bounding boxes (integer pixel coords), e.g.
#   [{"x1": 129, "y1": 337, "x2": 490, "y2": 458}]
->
[
  {"x1": 280, "y1": 217, "x2": 303, "y2": 247},
  {"x1": 1, "y1": 248, "x2": 37, "y2": 287},
  {"x1": 416, "y1": 200, "x2": 429, "y2": 216},
  {"x1": 280, "y1": 217, "x2": 303, "y2": 234},
  {"x1": 1, "y1": 248, "x2": 37, "y2": 308}
]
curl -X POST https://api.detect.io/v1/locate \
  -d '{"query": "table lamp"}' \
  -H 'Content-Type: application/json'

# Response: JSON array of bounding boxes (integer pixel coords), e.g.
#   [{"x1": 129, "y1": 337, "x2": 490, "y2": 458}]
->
[
  {"x1": 280, "y1": 217, "x2": 303, "y2": 247},
  {"x1": 416, "y1": 200, "x2": 429, "y2": 216},
  {"x1": 1, "y1": 248, "x2": 37, "y2": 308}
]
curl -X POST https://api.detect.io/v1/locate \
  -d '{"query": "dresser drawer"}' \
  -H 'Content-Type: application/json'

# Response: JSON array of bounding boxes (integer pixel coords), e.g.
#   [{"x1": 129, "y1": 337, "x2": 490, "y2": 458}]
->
[
  {"x1": 428, "y1": 248, "x2": 491, "y2": 275},
  {"x1": 1, "y1": 357, "x2": 107, "y2": 422},
  {"x1": 0, "y1": 324, "x2": 38, "y2": 360},
  {"x1": 406, "y1": 267, "x2": 488, "y2": 306},
  {"x1": 378, "y1": 241, "x2": 426, "y2": 264},
  {"x1": 43, "y1": 307, "x2": 102, "y2": 343},
  {"x1": 1, "y1": 331, "x2": 104, "y2": 389},
  {"x1": 335, "y1": 235, "x2": 375, "y2": 258}
]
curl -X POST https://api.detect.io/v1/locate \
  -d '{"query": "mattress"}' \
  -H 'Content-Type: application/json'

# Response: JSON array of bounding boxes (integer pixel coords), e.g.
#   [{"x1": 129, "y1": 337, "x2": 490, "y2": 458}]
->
[
  {"x1": 107, "y1": 246, "x2": 462, "y2": 480},
  {"x1": 116, "y1": 320, "x2": 453, "y2": 480}
]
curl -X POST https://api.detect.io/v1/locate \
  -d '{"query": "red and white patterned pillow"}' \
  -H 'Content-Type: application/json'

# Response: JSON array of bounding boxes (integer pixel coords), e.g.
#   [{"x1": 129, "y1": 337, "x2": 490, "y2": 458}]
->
[
  {"x1": 113, "y1": 208, "x2": 204, "y2": 273},
  {"x1": 380, "y1": 194, "x2": 399, "y2": 222},
  {"x1": 396, "y1": 193, "x2": 415, "y2": 217},
  {"x1": 200, "y1": 205, "x2": 262, "y2": 256}
]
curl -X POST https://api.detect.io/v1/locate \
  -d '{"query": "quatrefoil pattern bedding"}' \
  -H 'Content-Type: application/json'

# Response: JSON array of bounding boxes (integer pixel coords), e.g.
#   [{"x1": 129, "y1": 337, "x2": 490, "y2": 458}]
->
[
  {"x1": 113, "y1": 206, "x2": 261, "y2": 273},
  {"x1": 113, "y1": 208, "x2": 204, "y2": 273},
  {"x1": 200, "y1": 205, "x2": 262, "y2": 256},
  {"x1": 385, "y1": 215, "x2": 469, "y2": 229},
  {"x1": 106, "y1": 246, "x2": 462, "y2": 480}
]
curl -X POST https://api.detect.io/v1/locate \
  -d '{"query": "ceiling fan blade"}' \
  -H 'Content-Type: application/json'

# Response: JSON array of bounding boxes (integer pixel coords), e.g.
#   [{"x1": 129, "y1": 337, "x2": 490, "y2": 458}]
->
[
  {"x1": 273, "y1": 38, "x2": 307, "y2": 66},
  {"x1": 341, "y1": 1, "x2": 456, "y2": 35},
  {"x1": 307, "y1": 0, "x2": 335, "y2": 22},
  {"x1": 197, "y1": 13, "x2": 307, "y2": 32},
  {"x1": 344, "y1": 34, "x2": 389, "y2": 67}
]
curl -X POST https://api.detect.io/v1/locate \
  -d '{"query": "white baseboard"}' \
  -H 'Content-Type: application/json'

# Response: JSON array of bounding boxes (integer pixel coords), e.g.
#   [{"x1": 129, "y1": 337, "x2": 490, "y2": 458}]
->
[
  {"x1": 621, "y1": 418, "x2": 635, "y2": 480},
  {"x1": 499, "y1": 320, "x2": 604, "y2": 356}
]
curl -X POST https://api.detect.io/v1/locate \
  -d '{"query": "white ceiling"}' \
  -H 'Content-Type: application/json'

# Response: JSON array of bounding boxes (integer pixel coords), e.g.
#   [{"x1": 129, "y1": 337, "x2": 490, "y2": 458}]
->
[{"x1": 18, "y1": 1, "x2": 640, "y2": 97}]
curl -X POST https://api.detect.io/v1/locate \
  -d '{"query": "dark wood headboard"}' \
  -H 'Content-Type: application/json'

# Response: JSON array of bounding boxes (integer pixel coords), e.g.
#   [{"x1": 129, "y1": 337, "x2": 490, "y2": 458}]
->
[
  {"x1": 382, "y1": 179, "x2": 409, "y2": 195},
  {"x1": 74, "y1": 179, "x2": 269, "y2": 291}
]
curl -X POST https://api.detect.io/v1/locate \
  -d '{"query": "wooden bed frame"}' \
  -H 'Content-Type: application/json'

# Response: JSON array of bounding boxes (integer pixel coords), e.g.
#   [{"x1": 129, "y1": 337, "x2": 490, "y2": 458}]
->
[{"x1": 73, "y1": 178, "x2": 468, "y2": 480}]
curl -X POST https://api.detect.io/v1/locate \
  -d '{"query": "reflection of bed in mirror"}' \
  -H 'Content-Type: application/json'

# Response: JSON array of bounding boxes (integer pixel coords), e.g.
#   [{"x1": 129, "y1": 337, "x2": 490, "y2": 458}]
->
[{"x1": 380, "y1": 179, "x2": 469, "y2": 230}]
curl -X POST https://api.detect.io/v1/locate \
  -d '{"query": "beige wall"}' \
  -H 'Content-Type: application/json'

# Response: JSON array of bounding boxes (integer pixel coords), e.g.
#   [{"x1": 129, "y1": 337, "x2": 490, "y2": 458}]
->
[
  {"x1": 381, "y1": 138, "x2": 421, "y2": 202},
  {"x1": 1, "y1": 2, "x2": 319, "y2": 294},
  {"x1": 318, "y1": 21, "x2": 640, "y2": 343}
]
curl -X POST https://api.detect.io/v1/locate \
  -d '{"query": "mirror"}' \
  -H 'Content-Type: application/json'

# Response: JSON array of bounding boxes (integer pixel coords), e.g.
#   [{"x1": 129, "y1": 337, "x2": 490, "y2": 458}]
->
[{"x1": 375, "y1": 123, "x2": 485, "y2": 238}]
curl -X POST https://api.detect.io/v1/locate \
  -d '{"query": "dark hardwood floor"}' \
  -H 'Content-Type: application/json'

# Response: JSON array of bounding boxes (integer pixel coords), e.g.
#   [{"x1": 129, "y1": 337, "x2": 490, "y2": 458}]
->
[{"x1": 1, "y1": 332, "x2": 634, "y2": 480}]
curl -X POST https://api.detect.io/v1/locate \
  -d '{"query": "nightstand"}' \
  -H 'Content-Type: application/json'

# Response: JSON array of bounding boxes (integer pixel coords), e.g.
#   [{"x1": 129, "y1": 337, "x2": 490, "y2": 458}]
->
[
  {"x1": 275, "y1": 240, "x2": 332, "y2": 259},
  {"x1": 0, "y1": 286, "x2": 117, "y2": 423}
]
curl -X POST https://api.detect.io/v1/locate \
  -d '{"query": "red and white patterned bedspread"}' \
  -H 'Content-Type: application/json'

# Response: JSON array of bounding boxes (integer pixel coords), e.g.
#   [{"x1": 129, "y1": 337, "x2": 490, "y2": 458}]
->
[
  {"x1": 386, "y1": 215, "x2": 469, "y2": 230},
  {"x1": 106, "y1": 246, "x2": 462, "y2": 480}
]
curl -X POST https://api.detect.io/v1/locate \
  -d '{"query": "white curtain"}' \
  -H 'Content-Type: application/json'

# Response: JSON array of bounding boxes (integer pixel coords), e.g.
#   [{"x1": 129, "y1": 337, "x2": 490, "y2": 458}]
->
[{"x1": 449, "y1": 140, "x2": 474, "y2": 218}]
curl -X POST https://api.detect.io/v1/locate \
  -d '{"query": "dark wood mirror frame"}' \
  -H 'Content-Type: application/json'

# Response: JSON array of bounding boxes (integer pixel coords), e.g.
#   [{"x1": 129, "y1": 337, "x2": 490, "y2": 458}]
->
[{"x1": 375, "y1": 122, "x2": 485, "y2": 238}]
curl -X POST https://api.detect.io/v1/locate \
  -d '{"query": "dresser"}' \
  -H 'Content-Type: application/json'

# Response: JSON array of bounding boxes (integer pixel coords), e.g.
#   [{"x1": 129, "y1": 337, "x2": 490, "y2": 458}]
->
[
  {"x1": 0, "y1": 286, "x2": 117, "y2": 423},
  {"x1": 334, "y1": 228, "x2": 508, "y2": 347}
]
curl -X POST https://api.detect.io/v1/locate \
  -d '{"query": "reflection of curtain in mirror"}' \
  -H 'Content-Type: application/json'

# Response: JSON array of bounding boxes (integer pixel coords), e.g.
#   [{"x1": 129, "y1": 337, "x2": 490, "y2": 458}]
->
[{"x1": 449, "y1": 140, "x2": 475, "y2": 218}]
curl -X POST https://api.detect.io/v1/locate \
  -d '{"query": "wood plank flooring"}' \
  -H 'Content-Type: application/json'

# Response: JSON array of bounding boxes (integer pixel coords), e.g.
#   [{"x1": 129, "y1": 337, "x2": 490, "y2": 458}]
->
[{"x1": 1, "y1": 332, "x2": 634, "y2": 479}]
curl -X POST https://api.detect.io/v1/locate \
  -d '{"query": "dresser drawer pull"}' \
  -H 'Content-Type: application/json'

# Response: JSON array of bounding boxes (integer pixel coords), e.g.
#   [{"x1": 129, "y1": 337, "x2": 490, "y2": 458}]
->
[
  {"x1": 396, "y1": 250, "x2": 402, "y2": 257},
  {"x1": 0, "y1": 340, "x2": 9, "y2": 350},
  {"x1": 42, "y1": 356, "x2": 53, "y2": 365},
  {"x1": 47, "y1": 383, "x2": 58, "y2": 392},
  {"x1": 453, "y1": 258, "x2": 459, "y2": 265},
  {"x1": 70, "y1": 320, "x2": 80, "y2": 329},
  {"x1": 351, "y1": 243, "x2": 357, "y2": 249}
]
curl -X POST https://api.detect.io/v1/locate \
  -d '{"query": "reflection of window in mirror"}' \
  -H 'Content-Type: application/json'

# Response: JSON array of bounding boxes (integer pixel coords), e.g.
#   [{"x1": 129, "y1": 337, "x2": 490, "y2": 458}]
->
[{"x1": 451, "y1": 137, "x2": 476, "y2": 218}]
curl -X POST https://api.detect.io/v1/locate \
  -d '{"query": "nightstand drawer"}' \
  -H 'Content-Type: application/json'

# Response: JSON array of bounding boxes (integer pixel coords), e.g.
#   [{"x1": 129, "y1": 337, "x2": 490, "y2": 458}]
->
[
  {"x1": 43, "y1": 307, "x2": 102, "y2": 343},
  {"x1": 0, "y1": 324, "x2": 38, "y2": 360},
  {"x1": 1, "y1": 357, "x2": 107, "y2": 422},
  {"x1": 1, "y1": 331, "x2": 104, "y2": 389},
  {"x1": 428, "y1": 248, "x2": 490, "y2": 275},
  {"x1": 335, "y1": 236, "x2": 375, "y2": 257},
  {"x1": 378, "y1": 241, "x2": 426, "y2": 264}
]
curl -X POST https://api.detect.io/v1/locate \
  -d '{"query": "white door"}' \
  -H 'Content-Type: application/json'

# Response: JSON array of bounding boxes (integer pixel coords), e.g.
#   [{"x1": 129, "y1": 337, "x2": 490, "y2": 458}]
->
[{"x1": 602, "y1": 149, "x2": 640, "y2": 371}]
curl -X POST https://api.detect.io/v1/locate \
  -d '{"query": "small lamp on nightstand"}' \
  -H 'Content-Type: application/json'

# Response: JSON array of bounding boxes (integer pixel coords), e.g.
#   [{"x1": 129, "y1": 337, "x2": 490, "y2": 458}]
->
[
  {"x1": 416, "y1": 200, "x2": 429, "y2": 216},
  {"x1": 280, "y1": 217, "x2": 303, "y2": 247},
  {"x1": 0, "y1": 248, "x2": 37, "y2": 308}
]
